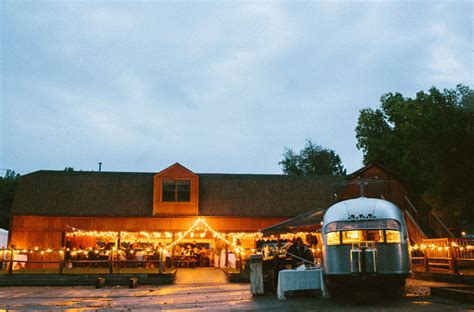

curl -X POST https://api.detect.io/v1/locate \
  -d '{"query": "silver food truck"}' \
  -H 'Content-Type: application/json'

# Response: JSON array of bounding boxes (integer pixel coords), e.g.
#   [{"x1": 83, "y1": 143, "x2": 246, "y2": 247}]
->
[{"x1": 322, "y1": 197, "x2": 410, "y2": 290}]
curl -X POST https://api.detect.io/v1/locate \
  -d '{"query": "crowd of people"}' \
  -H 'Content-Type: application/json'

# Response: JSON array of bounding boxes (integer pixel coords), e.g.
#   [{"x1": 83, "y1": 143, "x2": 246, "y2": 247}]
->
[
  {"x1": 172, "y1": 242, "x2": 213, "y2": 267},
  {"x1": 63, "y1": 237, "x2": 317, "y2": 270},
  {"x1": 63, "y1": 240, "x2": 216, "y2": 269}
]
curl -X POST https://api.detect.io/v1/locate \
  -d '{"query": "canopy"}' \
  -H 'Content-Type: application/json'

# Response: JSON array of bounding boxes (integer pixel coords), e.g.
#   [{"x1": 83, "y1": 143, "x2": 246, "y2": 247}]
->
[{"x1": 260, "y1": 208, "x2": 326, "y2": 237}]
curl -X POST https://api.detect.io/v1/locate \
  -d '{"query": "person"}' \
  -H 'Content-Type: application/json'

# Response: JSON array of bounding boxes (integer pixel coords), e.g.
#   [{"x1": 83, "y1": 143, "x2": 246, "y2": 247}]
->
[
  {"x1": 193, "y1": 245, "x2": 200, "y2": 266},
  {"x1": 164, "y1": 244, "x2": 172, "y2": 268},
  {"x1": 287, "y1": 237, "x2": 314, "y2": 269},
  {"x1": 199, "y1": 247, "x2": 209, "y2": 267},
  {"x1": 283, "y1": 239, "x2": 294, "y2": 251},
  {"x1": 185, "y1": 245, "x2": 193, "y2": 256}
]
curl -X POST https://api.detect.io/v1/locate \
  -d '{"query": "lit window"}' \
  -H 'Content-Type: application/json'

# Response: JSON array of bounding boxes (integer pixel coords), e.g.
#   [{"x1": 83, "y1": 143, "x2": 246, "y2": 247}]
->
[
  {"x1": 326, "y1": 232, "x2": 340, "y2": 245},
  {"x1": 386, "y1": 230, "x2": 401, "y2": 243},
  {"x1": 366, "y1": 230, "x2": 384, "y2": 242},
  {"x1": 162, "y1": 179, "x2": 191, "y2": 202},
  {"x1": 342, "y1": 230, "x2": 362, "y2": 244}
]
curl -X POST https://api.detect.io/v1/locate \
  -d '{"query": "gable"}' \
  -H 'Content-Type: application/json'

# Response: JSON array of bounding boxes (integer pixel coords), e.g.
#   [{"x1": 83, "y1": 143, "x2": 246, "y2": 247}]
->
[{"x1": 152, "y1": 163, "x2": 199, "y2": 216}]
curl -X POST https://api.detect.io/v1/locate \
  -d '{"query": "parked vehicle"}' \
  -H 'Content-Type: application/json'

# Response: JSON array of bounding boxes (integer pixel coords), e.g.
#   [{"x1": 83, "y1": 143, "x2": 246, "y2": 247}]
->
[{"x1": 321, "y1": 197, "x2": 410, "y2": 290}]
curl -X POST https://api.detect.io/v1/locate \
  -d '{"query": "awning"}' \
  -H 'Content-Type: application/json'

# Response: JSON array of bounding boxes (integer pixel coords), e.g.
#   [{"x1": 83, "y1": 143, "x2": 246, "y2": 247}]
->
[{"x1": 260, "y1": 208, "x2": 326, "y2": 237}]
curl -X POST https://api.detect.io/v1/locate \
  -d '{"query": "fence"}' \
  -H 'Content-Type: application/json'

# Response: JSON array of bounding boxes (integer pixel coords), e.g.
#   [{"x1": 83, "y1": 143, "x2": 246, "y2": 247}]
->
[
  {"x1": 0, "y1": 247, "x2": 168, "y2": 274},
  {"x1": 410, "y1": 238, "x2": 474, "y2": 274}
]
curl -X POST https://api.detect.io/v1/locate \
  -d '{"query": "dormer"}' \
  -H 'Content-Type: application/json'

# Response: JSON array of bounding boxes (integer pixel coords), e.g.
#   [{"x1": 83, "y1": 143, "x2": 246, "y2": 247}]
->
[{"x1": 153, "y1": 163, "x2": 199, "y2": 216}]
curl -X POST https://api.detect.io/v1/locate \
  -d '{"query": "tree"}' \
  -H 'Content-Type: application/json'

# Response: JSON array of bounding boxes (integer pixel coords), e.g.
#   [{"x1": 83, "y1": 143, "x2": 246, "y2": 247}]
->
[
  {"x1": 0, "y1": 170, "x2": 21, "y2": 230},
  {"x1": 280, "y1": 140, "x2": 346, "y2": 176},
  {"x1": 355, "y1": 85, "x2": 474, "y2": 229}
]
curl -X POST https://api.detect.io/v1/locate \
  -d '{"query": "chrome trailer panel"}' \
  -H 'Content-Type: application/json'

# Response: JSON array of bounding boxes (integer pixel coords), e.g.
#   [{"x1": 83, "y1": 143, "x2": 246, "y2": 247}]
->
[{"x1": 323, "y1": 243, "x2": 410, "y2": 275}]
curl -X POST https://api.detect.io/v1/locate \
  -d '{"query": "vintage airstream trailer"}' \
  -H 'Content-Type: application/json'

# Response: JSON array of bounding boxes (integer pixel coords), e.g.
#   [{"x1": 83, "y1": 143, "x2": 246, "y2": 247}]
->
[{"x1": 322, "y1": 197, "x2": 410, "y2": 288}]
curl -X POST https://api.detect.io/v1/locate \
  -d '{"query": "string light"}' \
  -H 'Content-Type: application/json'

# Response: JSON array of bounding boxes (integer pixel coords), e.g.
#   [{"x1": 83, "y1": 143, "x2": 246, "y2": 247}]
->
[{"x1": 9, "y1": 220, "x2": 472, "y2": 259}]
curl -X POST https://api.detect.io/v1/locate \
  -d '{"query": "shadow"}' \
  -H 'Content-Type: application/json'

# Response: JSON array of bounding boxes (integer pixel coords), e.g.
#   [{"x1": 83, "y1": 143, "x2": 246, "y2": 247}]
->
[{"x1": 329, "y1": 283, "x2": 406, "y2": 305}]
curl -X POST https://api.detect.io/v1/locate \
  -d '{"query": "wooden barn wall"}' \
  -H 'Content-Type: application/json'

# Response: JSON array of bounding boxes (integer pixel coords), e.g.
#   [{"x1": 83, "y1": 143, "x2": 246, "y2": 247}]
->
[
  {"x1": 10, "y1": 215, "x2": 287, "y2": 249},
  {"x1": 339, "y1": 166, "x2": 410, "y2": 210},
  {"x1": 153, "y1": 164, "x2": 199, "y2": 216}
]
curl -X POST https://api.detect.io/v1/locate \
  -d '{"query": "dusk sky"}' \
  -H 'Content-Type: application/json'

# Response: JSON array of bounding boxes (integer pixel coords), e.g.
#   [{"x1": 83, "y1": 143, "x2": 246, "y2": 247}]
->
[{"x1": 1, "y1": 1, "x2": 472, "y2": 175}]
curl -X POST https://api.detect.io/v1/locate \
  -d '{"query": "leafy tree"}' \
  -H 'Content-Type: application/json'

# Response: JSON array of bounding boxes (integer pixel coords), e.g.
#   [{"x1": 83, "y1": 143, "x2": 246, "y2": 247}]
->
[
  {"x1": 280, "y1": 140, "x2": 346, "y2": 176},
  {"x1": 0, "y1": 170, "x2": 21, "y2": 230},
  {"x1": 355, "y1": 85, "x2": 474, "y2": 229},
  {"x1": 64, "y1": 167, "x2": 74, "y2": 172}
]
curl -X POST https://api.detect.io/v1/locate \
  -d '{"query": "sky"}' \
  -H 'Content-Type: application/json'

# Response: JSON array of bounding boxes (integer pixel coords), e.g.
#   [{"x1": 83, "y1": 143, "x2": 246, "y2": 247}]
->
[{"x1": 1, "y1": 1, "x2": 472, "y2": 175}]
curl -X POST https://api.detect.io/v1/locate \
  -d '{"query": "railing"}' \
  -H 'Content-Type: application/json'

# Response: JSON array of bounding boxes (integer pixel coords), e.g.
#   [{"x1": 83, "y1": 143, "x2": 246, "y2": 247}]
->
[
  {"x1": 0, "y1": 248, "x2": 169, "y2": 274},
  {"x1": 404, "y1": 210, "x2": 427, "y2": 244},
  {"x1": 404, "y1": 195, "x2": 419, "y2": 221},
  {"x1": 410, "y1": 238, "x2": 474, "y2": 274}
]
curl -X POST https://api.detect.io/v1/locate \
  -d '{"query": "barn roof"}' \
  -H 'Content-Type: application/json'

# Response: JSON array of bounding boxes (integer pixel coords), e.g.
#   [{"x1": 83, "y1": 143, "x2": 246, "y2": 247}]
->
[
  {"x1": 198, "y1": 174, "x2": 340, "y2": 217},
  {"x1": 12, "y1": 170, "x2": 342, "y2": 218}
]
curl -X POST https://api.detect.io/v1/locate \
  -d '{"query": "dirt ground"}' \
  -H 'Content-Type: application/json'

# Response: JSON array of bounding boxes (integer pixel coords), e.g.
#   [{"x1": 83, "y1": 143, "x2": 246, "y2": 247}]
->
[{"x1": 0, "y1": 269, "x2": 472, "y2": 311}]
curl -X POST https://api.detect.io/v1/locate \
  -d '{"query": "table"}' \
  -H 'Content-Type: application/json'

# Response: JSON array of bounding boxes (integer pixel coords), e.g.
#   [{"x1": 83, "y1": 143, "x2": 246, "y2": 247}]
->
[
  {"x1": 175, "y1": 256, "x2": 198, "y2": 268},
  {"x1": 219, "y1": 250, "x2": 236, "y2": 269},
  {"x1": 277, "y1": 268, "x2": 324, "y2": 299}
]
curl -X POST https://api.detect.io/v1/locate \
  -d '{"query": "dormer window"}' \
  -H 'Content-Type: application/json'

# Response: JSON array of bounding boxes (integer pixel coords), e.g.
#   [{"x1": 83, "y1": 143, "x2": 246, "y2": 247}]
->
[
  {"x1": 162, "y1": 179, "x2": 191, "y2": 202},
  {"x1": 153, "y1": 163, "x2": 198, "y2": 215}
]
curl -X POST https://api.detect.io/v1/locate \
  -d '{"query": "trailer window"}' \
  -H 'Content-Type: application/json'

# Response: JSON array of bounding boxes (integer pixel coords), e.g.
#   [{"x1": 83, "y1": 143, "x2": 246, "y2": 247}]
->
[
  {"x1": 366, "y1": 230, "x2": 383, "y2": 242},
  {"x1": 385, "y1": 230, "x2": 401, "y2": 243},
  {"x1": 325, "y1": 232, "x2": 340, "y2": 245},
  {"x1": 342, "y1": 230, "x2": 362, "y2": 244},
  {"x1": 341, "y1": 230, "x2": 384, "y2": 244},
  {"x1": 323, "y1": 219, "x2": 402, "y2": 232}
]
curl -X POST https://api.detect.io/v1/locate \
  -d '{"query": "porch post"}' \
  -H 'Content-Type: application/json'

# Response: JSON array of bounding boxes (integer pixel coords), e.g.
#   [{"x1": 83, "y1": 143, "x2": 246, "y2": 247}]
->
[
  {"x1": 225, "y1": 234, "x2": 229, "y2": 268},
  {"x1": 117, "y1": 231, "x2": 121, "y2": 273},
  {"x1": 423, "y1": 249, "x2": 430, "y2": 272},
  {"x1": 109, "y1": 247, "x2": 114, "y2": 274},
  {"x1": 237, "y1": 239, "x2": 243, "y2": 273},
  {"x1": 8, "y1": 244, "x2": 14, "y2": 274},
  {"x1": 117, "y1": 231, "x2": 121, "y2": 250},
  {"x1": 171, "y1": 232, "x2": 175, "y2": 268},
  {"x1": 59, "y1": 232, "x2": 66, "y2": 274},
  {"x1": 448, "y1": 242, "x2": 459, "y2": 274}
]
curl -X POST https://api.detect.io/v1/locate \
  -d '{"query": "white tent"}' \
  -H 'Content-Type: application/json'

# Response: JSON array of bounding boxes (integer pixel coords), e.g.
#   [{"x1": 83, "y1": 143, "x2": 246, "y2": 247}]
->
[{"x1": 0, "y1": 229, "x2": 8, "y2": 249}]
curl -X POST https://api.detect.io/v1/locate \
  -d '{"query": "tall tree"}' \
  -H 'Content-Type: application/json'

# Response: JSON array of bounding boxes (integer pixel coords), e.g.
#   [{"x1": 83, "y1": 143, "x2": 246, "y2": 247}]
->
[
  {"x1": 355, "y1": 85, "x2": 474, "y2": 229},
  {"x1": 0, "y1": 170, "x2": 21, "y2": 230},
  {"x1": 280, "y1": 140, "x2": 346, "y2": 176}
]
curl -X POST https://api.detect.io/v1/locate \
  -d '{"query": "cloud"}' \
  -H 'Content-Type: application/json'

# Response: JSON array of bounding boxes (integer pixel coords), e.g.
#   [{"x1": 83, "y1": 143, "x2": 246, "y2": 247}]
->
[
  {"x1": 1, "y1": 1, "x2": 472, "y2": 174},
  {"x1": 424, "y1": 21, "x2": 472, "y2": 85}
]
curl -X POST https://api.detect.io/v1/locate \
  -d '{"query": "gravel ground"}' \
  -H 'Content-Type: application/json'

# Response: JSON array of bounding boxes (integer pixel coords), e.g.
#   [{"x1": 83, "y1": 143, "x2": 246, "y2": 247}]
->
[{"x1": 0, "y1": 278, "x2": 472, "y2": 311}]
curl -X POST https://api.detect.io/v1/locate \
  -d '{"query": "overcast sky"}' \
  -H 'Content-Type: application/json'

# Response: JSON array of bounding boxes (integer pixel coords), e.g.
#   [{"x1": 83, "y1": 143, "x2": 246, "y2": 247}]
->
[{"x1": 1, "y1": 1, "x2": 472, "y2": 175}]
